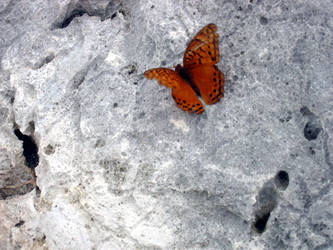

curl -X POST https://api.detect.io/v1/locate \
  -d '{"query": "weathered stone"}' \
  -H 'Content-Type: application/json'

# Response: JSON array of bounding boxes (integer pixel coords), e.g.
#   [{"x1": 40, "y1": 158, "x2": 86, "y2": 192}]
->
[{"x1": 1, "y1": 0, "x2": 332, "y2": 249}]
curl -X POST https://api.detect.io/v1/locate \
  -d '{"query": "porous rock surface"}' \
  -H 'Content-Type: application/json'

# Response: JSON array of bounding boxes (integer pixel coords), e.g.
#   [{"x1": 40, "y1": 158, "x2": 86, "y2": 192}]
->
[{"x1": 0, "y1": 0, "x2": 332, "y2": 249}]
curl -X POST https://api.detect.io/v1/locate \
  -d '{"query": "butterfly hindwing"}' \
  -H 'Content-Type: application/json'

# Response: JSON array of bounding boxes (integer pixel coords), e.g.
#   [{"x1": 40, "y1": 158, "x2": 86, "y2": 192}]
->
[
  {"x1": 144, "y1": 67, "x2": 204, "y2": 114},
  {"x1": 183, "y1": 23, "x2": 220, "y2": 66},
  {"x1": 172, "y1": 83, "x2": 205, "y2": 114},
  {"x1": 188, "y1": 65, "x2": 224, "y2": 105},
  {"x1": 144, "y1": 68, "x2": 181, "y2": 90}
]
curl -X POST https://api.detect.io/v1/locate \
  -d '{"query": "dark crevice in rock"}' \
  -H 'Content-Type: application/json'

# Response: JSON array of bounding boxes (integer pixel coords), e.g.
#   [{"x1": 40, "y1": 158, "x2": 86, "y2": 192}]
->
[
  {"x1": 14, "y1": 220, "x2": 25, "y2": 227},
  {"x1": 253, "y1": 171, "x2": 290, "y2": 234},
  {"x1": 254, "y1": 212, "x2": 271, "y2": 233},
  {"x1": 0, "y1": 122, "x2": 40, "y2": 199},
  {"x1": 71, "y1": 67, "x2": 88, "y2": 90},
  {"x1": 35, "y1": 185, "x2": 41, "y2": 198},
  {"x1": 110, "y1": 12, "x2": 117, "y2": 19},
  {"x1": 33, "y1": 53, "x2": 55, "y2": 69},
  {"x1": 52, "y1": 1, "x2": 127, "y2": 29},
  {"x1": 59, "y1": 9, "x2": 87, "y2": 28},
  {"x1": 13, "y1": 124, "x2": 39, "y2": 169},
  {"x1": 253, "y1": 185, "x2": 277, "y2": 233},
  {"x1": 105, "y1": 1, "x2": 123, "y2": 20}
]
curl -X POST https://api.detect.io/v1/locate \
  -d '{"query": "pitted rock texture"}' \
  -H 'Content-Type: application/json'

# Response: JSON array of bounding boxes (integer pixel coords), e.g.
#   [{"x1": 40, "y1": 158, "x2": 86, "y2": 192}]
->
[{"x1": 0, "y1": 0, "x2": 332, "y2": 249}]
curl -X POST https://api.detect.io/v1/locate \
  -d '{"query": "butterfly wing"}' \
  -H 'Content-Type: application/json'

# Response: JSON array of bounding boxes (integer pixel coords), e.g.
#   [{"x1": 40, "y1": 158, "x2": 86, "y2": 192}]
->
[
  {"x1": 144, "y1": 68, "x2": 204, "y2": 114},
  {"x1": 144, "y1": 68, "x2": 181, "y2": 90},
  {"x1": 183, "y1": 23, "x2": 219, "y2": 66},
  {"x1": 188, "y1": 65, "x2": 224, "y2": 105},
  {"x1": 182, "y1": 23, "x2": 224, "y2": 105},
  {"x1": 172, "y1": 84, "x2": 205, "y2": 114}
]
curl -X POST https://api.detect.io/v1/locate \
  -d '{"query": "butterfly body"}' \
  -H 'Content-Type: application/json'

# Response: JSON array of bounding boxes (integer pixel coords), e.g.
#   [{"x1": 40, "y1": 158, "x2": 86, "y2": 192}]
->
[{"x1": 144, "y1": 24, "x2": 224, "y2": 114}]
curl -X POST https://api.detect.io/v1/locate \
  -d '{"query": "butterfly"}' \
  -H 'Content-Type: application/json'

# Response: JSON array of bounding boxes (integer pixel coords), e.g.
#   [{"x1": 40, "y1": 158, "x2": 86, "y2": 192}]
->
[{"x1": 144, "y1": 23, "x2": 224, "y2": 114}]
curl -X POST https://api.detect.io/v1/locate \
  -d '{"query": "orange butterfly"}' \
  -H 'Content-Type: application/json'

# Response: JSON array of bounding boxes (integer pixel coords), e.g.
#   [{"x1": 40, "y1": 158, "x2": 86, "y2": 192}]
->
[{"x1": 144, "y1": 23, "x2": 224, "y2": 114}]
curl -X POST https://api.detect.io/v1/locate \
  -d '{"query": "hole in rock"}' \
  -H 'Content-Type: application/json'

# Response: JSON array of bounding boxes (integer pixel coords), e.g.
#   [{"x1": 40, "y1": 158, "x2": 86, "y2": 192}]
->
[
  {"x1": 304, "y1": 121, "x2": 322, "y2": 141},
  {"x1": 254, "y1": 212, "x2": 271, "y2": 233},
  {"x1": 15, "y1": 220, "x2": 25, "y2": 227},
  {"x1": 13, "y1": 127, "x2": 39, "y2": 169},
  {"x1": 253, "y1": 186, "x2": 277, "y2": 234},
  {"x1": 274, "y1": 171, "x2": 289, "y2": 190}
]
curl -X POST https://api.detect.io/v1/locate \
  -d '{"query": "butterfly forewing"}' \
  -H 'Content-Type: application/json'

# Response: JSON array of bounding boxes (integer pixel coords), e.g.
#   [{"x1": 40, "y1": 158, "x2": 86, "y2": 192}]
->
[{"x1": 183, "y1": 23, "x2": 220, "y2": 66}]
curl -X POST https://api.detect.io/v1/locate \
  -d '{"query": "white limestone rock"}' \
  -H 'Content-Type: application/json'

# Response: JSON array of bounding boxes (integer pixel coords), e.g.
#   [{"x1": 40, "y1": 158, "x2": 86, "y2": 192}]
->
[{"x1": 1, "y1": 0, "x2": 332, "y2": 249}]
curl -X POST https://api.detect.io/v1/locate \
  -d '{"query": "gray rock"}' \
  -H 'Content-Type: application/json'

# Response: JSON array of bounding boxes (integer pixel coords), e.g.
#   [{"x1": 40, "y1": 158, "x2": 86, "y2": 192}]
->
[{"x1": 0, "y1": 0, "x2": 332, "y2": 249}]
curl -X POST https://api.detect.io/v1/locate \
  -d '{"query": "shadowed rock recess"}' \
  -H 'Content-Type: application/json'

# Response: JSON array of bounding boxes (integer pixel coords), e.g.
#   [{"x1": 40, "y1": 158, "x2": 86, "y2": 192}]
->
[
  {"x1": 13, "y1": 126, "x2": 39, "y2": 169},
  {"x1": 0, "y1": 0, "x2": 332, "y2": 249}
]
